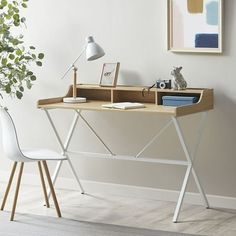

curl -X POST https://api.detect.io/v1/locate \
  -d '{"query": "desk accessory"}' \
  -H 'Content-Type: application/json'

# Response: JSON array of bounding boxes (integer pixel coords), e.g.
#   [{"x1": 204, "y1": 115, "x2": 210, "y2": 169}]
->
[
  {"x1": 99, "y1": 62, "x2": 120, "y2": 87},
  {"x1": 62, "y1": 36, "x2": 105, "y2": 103},
  {"x1": 171, "y1": 67, "x2": 187, "y2": 90},
  {"x1": 102, "y1": 102, "x2": 145, "y2": 110},
  {"x1": 162, "y1": 96, "x2": 198, "y2": 107}
]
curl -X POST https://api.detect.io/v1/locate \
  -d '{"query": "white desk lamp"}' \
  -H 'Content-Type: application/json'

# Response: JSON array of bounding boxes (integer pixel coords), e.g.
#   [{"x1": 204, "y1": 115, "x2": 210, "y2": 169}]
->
[{"x1": 62, "y1": 36, "x2": 105, "y2": 103}]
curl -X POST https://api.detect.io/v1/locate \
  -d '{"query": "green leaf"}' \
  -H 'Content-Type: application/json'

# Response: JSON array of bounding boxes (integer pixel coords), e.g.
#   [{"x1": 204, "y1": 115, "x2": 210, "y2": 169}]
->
[
  {"x1": 21, "y1": 3, "x2": 27, "y2": 8},
  {"x1": 14, "y1": 57, "x2": 19, "y2": 63},
  {"x1": 30, "y1": 75, "x2": 36, "y2": 81},
  {"x1": 12, "y1": 38, "x2": 19, "y2": 45},
  {"x1": 24, "y1": 56, "x2": 32, "y2": 60},
  {"x1": 12, "y1": 7, "x2": 19, "y2": 13},
  {"x1": 9, "y1": 54, "x2": 15, "y2": 60},
  {"x1": 29, "y1": 46, "x2": 35, "y2": 50},
  {"x1": 22, "y1": 65, "x2": 26, "y2": 71},
  {"x1": 8, "y1": 47, "x2": 15, "y2": 53},
  {"x1": 36, "y1": 61, "x2": 42, "y2": 66},
  {"x1": 13, "y1": 78, "x2": 17, "y2": 83},
  {"x1": 27, "y1": 71, "x2": 33, "y2": 76},
  {"x1": 13, "y1": 21, "x2": 20, "y2": 27},
  {"x1": 16, "y1": 90, "x2": 23, "y2": 99},
  {"x1": 13, "y1": 13, "x2": 19, "y2": 20},
  {"x1": 26, "y1": 80, "x2": 32, "y2": 89},
  {"x1": 2, "y1": 58, "x2": 7, "y2": 65},
  {"x1": 8, "y1": 3, "x2": 13, "y2": 9},
  {"x1": 19, "y1": 86, "x2": 24, "y2": 92},
  {"x1": 38, "y1": 53, "x2": 44, "y2": 59},
  {"x1": 21, "y1": 17, "x2": 26, "y2": 23},
  {"x1": 5, "y1": 85, "x2": 11, "y2": 93},
  {"x1": 1, "y1": 0, "x2": 7, "y2": 7},
  {"x1": 16, "y1": 49, "x2": 22, "y2": 56}
]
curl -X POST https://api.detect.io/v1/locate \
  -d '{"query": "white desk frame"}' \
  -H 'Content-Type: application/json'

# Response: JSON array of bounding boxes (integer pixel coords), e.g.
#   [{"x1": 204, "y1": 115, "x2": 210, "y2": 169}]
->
[{"x1": 42, "y1": 108, "x2": 209, "y2": 223}]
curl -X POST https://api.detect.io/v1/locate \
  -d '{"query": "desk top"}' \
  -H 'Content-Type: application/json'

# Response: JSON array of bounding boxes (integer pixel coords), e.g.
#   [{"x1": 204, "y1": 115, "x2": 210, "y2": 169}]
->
[{"x1": 38, "y1": 84, "x2": 214, "y2": 117}]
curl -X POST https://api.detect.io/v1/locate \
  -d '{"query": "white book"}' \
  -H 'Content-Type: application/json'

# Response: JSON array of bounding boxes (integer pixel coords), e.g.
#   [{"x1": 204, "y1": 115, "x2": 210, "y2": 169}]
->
[{"x1": 102, "y1": 102, "x2": 145, "y2": 110}]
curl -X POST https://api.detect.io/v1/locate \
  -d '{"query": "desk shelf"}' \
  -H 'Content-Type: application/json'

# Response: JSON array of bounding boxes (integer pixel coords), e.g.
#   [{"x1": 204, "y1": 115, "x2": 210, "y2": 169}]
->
[{"x1": 38, "y1": 84, "x2": 214, "y2": 117}]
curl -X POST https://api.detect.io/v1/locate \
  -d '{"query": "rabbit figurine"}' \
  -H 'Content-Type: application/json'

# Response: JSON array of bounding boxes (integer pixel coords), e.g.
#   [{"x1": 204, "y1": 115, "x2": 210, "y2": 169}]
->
[{"x1": 171, "y1": 66, "x2": 187, "y2": 90}]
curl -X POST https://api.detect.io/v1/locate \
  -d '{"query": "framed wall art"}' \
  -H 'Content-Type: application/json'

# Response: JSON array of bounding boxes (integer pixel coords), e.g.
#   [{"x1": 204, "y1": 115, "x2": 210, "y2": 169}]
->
[
  {"x1": 168, "y1": 0, "x2": 223, "y2": 53},
  {"x1": 99, "y1": 62, "x2": 120, "y2": 87}
]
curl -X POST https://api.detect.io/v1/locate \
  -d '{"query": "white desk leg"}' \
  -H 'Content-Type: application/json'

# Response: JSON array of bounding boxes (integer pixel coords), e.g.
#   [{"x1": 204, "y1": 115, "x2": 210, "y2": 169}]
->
[
  {"x1": 67, "y1": 156, "x2": 85, "y2": 194},
  {"x1": 44, "y1": 109, "x2": 85, "y2": 198},
  {"x1": 75, "y1": 110, "x2": 114, "y2": 156},
  {"x1": 47, "y1": 160, "x2": 63, "y2": 199},
  {"x1": 173, "y1": 164, "x2": 192, "y2": 223},
  {"x1": 190, "y1": 112, "x2": 209, "y2": 208},
  {"x1": 192, "y1": 168, "x2": 209, "y2": 208},
  {"x1": 136, "y1": 119, "x2": 173, "y2": 158},
  {"x1": 172, "y1": 113, "x2": 209, "y2": 222}
]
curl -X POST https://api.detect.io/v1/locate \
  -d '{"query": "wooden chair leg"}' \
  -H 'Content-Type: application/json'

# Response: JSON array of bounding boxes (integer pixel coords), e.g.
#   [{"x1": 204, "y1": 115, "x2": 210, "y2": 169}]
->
[
  {"x1": 38, "y1": 162, "x2": 50, "y2": 208},
  {"x1": 10, "y1": 162, "x2": 24, "y2": 221},
  {"x1": 42, "y1": 161, "x2": 61, "y2": 217},
  {"x1": 1, "y1": 162, "x2": 18, "y2": 211}
]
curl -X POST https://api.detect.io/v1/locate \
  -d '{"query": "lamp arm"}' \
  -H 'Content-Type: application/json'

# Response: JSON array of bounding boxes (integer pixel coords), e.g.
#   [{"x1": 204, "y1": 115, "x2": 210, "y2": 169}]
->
[{"x1": 60, "y1": 46, "x2": 87, "y2": 80}]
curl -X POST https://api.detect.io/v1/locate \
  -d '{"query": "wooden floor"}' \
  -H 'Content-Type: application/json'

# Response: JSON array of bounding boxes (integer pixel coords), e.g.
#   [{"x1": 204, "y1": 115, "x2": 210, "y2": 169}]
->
[{"x1": 0, "y1": 182, "x2": 236, "y2": 236}]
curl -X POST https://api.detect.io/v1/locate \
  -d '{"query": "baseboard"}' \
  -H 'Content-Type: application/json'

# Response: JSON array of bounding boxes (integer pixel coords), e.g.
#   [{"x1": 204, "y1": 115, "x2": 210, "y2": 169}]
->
[{"x1": 0, "y1": 170, "x2": 235, "y2": 210}]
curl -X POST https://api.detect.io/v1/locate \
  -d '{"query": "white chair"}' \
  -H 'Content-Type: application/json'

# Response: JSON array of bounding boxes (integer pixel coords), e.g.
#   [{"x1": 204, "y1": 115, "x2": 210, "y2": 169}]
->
[{"x1": 0, "y1": 107, "x2": 66, "y2": 221}]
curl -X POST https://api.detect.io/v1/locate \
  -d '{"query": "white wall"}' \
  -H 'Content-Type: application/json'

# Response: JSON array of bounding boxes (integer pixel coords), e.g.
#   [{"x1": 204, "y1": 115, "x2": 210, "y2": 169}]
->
[{"x1": 1, "y1": 0, "x2": 236, "y2": 199}]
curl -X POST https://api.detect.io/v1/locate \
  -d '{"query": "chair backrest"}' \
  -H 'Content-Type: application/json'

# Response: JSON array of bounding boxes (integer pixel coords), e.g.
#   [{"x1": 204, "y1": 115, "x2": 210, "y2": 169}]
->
[{"x1": 0, "y1": 107, "x2": 28, "y2": 162}]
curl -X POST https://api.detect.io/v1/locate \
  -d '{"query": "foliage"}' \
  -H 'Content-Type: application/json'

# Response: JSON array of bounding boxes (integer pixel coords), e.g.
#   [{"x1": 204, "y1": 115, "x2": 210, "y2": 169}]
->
[{"x1": 0, "y1": 0, "x2": 44, "y2": 99}]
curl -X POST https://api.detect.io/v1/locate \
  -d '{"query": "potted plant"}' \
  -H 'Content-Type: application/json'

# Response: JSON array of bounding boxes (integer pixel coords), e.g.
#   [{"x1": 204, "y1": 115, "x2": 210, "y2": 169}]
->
[{"x1": 0, "y1": 0, "x2": 44, "y2": 100}]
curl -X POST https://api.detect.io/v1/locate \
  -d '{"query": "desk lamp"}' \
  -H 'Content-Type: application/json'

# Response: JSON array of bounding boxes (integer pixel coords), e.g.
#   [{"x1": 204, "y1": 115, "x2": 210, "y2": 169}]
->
[{"x1": 62, "y1": 36, "x2": 105, "y2": 103}]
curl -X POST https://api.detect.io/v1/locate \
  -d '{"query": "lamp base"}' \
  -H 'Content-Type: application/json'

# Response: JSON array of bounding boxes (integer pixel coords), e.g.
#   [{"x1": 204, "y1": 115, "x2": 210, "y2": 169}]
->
[{"x1": 63, "y1": 97, "x2": 87, "y2": 103}]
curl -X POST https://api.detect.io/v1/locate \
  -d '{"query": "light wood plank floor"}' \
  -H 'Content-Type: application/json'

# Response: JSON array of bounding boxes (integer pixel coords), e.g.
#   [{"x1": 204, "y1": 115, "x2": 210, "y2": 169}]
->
[{"x1": 0, "y1": 182, "x2": 236, "y2": 236}]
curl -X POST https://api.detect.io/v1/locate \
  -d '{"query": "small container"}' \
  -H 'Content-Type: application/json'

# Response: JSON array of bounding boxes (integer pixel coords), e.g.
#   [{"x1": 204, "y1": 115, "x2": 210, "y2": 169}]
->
[{"x1": 162, "y1": 96, "x2": 198, "y2": 107}]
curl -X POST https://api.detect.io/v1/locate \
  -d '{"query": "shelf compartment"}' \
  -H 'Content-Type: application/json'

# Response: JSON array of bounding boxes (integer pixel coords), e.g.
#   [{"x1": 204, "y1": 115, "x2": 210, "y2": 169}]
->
[
  {"x1": 77, "y1": 88, "x2": 112, "y2": 102},
  {"x1": 113, "y1": 90, "x2": 156, "y2": 104}
]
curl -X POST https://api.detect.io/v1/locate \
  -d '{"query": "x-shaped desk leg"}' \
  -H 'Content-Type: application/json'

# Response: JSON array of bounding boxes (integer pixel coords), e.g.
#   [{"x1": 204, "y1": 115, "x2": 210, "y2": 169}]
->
[
  {"x1": 172, "y1": 112, "x2": 209, "y2": 223},
  {"x1": 44, "y1": 109, "x2": 85, "y2": 198},
  {"x1": 44, "y1": 109, "x2": 114, "y2": 199}
]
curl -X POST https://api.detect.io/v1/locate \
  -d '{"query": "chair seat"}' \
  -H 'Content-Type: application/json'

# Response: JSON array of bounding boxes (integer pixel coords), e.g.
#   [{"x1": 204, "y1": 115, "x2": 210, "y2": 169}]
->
[{"x1": 22, "y1": 149, "x2": 67, "y2": 162}]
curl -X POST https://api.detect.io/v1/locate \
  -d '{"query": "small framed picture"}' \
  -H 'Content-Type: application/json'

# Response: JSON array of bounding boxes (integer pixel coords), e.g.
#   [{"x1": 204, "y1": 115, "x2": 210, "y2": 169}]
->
[{"x1": 99, "y1": 62, "x2": 120, "y2": 87}]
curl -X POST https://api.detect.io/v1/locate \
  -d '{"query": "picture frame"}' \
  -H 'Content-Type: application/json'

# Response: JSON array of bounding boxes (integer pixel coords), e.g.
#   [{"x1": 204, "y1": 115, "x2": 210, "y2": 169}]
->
[
  {"x1": 167, "y1": 0, "x2": 223, "y2": 53},
  {"x1": 99, "y1": 62, "x2": 120, "y2": 87}
]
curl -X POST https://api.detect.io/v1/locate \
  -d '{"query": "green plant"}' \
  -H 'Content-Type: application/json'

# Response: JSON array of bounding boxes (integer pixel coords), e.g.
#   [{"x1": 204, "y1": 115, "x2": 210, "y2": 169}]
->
[{"x1": 0, "y1": 0, "x2": 44, "y2": 99}]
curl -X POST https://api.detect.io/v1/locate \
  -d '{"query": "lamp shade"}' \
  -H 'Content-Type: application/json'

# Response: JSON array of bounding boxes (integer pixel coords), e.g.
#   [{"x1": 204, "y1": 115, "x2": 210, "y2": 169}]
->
[{"x1": 86, "y1": 36, "x2": 105, "y2": 61}]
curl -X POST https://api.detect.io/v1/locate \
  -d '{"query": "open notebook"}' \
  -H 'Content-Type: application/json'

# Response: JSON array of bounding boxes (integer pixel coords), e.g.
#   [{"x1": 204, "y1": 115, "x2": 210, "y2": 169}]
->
[{"x1": 102, "y1": 102, "x2": 145, "y2": 110}]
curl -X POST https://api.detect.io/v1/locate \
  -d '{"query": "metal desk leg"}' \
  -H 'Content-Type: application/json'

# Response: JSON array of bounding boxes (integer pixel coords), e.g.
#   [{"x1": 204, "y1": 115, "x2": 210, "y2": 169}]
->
[
  {"x1": 44, "y1": 109, "x2": 84, "y2": 198},
  {"x1": 172, "y1": 112, "x2": 209, "y2": 222}
]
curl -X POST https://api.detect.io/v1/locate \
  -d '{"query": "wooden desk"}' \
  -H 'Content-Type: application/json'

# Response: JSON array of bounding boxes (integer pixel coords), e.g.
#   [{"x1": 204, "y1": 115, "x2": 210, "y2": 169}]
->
[{"x1": 38, "y1": 84, "x2": 214, "y2": 223}]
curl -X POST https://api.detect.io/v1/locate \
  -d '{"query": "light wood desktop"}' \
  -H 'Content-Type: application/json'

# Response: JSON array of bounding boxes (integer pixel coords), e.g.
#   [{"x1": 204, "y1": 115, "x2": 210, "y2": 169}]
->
[{"x1": 37, "y1": 84, "x2": 214, "y2": 223}]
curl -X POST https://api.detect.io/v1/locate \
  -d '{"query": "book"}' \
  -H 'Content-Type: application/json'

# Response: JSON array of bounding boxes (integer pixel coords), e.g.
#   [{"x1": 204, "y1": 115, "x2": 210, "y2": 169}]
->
[{"x1": 102, "y1": 102, "x2": 145, "y2": 110}]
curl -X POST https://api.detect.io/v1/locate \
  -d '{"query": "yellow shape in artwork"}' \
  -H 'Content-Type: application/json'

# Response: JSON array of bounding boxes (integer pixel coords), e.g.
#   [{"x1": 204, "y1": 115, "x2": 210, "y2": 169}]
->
[{"x1": 187, "y1": 0, "x2": 203, "y2": 13}]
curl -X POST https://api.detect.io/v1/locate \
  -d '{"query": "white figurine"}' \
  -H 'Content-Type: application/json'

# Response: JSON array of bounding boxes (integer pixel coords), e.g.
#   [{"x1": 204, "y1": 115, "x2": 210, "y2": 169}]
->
[{"x1": 171, "y1": 66, "x2": 187, "y2": 90}]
